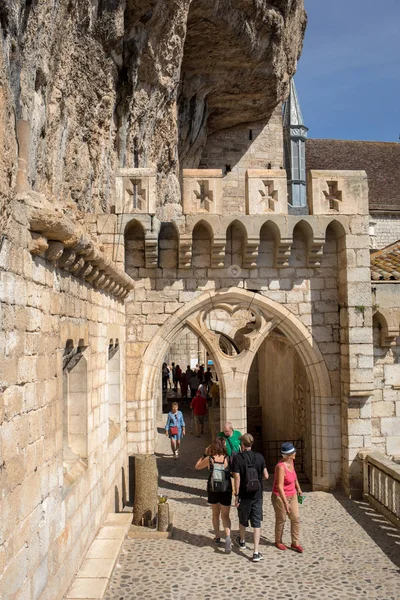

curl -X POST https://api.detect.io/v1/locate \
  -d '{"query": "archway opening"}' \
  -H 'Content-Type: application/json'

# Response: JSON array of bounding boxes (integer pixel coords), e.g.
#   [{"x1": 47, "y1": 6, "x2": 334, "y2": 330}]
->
[
  {"x1": 159, "y1": 326, "x2": 221, "y2": 449},
  {"x1": 246, "y1": 329, "x2": 312, "y2": 480}
]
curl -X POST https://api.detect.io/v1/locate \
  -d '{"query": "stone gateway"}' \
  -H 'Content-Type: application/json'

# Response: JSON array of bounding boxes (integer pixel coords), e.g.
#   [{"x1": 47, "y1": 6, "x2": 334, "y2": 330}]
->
[{"x1": 0, "y1": 2, "x2": 399, "y2": 599}]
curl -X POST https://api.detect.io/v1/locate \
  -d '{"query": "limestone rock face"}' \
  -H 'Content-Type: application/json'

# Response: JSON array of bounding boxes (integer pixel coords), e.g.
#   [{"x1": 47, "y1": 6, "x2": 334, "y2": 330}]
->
[{"x1": 0, "y1": 0, "x2": 305, "y2": 221}]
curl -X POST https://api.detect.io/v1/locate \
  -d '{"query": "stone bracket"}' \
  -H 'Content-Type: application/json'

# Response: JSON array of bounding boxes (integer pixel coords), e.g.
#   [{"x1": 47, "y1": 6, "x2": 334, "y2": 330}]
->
[
  {"x1": 179, "y1": 235, "x2": 193, "y2": 269},
  {"x1": 211, "y1": 236, "x2": 226, "y2": 268},
  {"x1": 243, "y1": 236, "x2": 260, "y2": 269},
  {"x1": 307, "y1": 237, "x2": 325, "y2": 268},
  {"x1": 275, "y1": 237, "x2": 292, "y2": 268},
  {"x1": 145, "y1": 235, "x2": 158, "y2": 268}
]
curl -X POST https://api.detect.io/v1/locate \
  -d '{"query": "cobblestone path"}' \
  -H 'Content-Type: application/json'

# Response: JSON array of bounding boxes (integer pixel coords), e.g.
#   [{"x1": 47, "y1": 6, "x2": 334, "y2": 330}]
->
[{"x1": 105, "y1": 409, "x2": 400, "y2": 600}]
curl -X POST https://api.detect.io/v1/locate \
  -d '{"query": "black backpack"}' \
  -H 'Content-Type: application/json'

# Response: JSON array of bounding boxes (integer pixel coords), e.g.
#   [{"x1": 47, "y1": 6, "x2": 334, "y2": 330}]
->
[{"x1": 242, "y1": 452, "x2": 260, "y2": 493}]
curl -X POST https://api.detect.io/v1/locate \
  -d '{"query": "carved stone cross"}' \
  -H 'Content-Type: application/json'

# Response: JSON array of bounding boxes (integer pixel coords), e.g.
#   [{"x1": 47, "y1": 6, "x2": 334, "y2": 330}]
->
[
  {"x1": 323, "y1": 181, "x2": 342, "y2": 211},
  {"x1": 259, "y1": 180, "x2": 277, "y2": 212},
  {"x1": 194, "y1": 180, "x2": 213, "y2": 212},
  {"x1": 125, "y1": 178, "x2": 146, "y2": 211}
]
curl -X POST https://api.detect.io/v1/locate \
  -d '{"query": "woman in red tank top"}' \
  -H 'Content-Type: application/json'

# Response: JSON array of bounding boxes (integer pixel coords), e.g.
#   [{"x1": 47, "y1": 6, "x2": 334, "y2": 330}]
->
[{"x1": 271, "y1": 442, "x2": 304, "y2": 553}]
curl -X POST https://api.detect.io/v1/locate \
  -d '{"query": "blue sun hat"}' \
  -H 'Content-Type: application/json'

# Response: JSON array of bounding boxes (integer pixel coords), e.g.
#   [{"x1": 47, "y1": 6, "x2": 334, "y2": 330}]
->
[{"x1": 281, "y1": 442, "x2": 296, "y2": 455}]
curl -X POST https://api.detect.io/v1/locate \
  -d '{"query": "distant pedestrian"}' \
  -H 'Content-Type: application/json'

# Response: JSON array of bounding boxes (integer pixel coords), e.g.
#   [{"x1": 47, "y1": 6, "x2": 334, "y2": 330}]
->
[
  {"x1": 195, "y1": 437, "x2": 232, "y2": 553},
  {"x1": 204, "y1": 367, "x2": 213, "y2": 394},
  {"x1": 162, "y1": 362, "x2": 170, "y2": 391},
  {"x1": 181, "y1": 371, "x2": 189, "y2": 399},
  {"x1": 190, "y1": 389, "x2": 208, "y2": 437},
  {"x1": 232, "y1": 433, "x2": 269, "y2": 562},
  {"x1": 175, "y1": 364, "x2": 182, "y2": 392},
  {"x1": 171, "y1": 362, "x2": 177, "y2": 391},
  {"x1": 271, "y1": 442, "x2": 303, "y2": 553},
  {"x1": 165, "y1": 402, "x2": 185, "y2": 459},
  {"x1": 189, "y1": 370, "x2": 198, "y2": 398}
]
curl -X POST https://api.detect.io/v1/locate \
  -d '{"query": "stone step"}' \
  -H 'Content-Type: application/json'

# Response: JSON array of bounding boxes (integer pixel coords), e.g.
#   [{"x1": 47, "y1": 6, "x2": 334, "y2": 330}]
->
[{"x1": 65, "y1": 513, "x2": 132, "y2": 600}]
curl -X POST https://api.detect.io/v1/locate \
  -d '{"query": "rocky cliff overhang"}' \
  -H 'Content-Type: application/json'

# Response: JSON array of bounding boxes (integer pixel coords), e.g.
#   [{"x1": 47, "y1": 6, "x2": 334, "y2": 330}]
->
[{"x1": 0, "y1": 1, "x2": 306, "y2": 217}]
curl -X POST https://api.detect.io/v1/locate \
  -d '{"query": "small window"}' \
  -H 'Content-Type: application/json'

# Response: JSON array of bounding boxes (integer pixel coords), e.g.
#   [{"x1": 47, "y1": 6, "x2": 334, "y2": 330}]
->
[
  {"x1": 225, "y1": 164, "x2": 231, "y2": 174},
  {"x1": 107, "y1": 340, "x2": 121, "y2": 444},
  {"x1": 63, "y1": 344, "x2": 88, "y2": 472},
  {"x1": 249, "y1": 129, "x2": 253, "y2": 141}
]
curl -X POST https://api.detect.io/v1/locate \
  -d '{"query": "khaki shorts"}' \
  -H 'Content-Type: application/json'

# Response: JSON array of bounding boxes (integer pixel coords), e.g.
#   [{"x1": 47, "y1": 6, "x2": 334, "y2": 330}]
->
[{"x1": 194, "y1": 414, "x2": 205, "y2": 426}]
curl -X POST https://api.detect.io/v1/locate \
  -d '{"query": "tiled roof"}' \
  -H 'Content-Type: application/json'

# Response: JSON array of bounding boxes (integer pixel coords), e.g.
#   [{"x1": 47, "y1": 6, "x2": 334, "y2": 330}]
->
[
  {"x1": 370, "y1": 241, "x2": 400, "y2": 281},
  {"x1": 306, "y1": 139, "x2": 400, "y2": 213}
]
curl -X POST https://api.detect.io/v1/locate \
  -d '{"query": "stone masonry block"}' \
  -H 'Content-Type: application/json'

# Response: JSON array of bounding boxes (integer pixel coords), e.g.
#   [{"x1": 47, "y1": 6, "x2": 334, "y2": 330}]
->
[{"x1": 380, "y1": 417, "x2": 400, "y2": 437}]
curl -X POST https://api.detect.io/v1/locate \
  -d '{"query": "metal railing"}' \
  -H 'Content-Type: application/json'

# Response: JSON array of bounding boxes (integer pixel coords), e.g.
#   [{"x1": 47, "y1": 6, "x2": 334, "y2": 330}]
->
[
  {"x1": 265, "y1": 438, "x2": 304, "y2": 473},
  {"x1": 359, "y1": 450, "x2": 400, "y2": 528}
]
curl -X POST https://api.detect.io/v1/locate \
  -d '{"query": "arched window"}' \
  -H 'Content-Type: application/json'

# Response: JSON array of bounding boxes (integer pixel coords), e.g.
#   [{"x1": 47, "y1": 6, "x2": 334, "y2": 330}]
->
[
  {"x1": 289, "y1": 221, "x2": 313, "y2": 268},
  {"x1": 107, "y1": 339, "x2": 121, "y2": 444},
  {"x1": 225, "y1": 221, "x2": 246, "y2": 267},
  {"x1": 124, "y1": 220, "x2": 145, "y2": 274},
  {"x1": 158, "y1": 223, "x2": 179, "y2": 269},
  {"x1": 62, "y1": 343, "x2": 88, "y2": 471},
  {"x1": 192, "y1": 221, "x2": 212, "y2": 268},
  {"x1": 258, "y1": 221, "x2": 279, "y2": 267}
]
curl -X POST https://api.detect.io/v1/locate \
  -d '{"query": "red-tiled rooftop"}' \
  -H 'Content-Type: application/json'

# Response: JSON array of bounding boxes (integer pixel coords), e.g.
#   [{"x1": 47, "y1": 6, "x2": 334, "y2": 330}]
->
[
  {"x1": 370, "y1": 241, "x2": 400, "y2": 281},
  {"x1": 306, "y1": 139, "x2": 400, "y2": 213}
]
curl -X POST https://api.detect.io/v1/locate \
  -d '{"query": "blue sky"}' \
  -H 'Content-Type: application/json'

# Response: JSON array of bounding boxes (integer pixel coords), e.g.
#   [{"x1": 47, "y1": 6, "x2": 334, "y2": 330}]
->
[{"x1": 295, "y1": 0, "x2": 400, "y2": 141}]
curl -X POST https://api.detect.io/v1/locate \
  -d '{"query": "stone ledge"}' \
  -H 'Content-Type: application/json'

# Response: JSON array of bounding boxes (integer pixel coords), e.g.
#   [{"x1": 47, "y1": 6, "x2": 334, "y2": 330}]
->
[
  {"x1": 27, "y1": 206, "x2": 134, "y2": 299},
  {"x1": 65, "y1": 513, "x2": 132, "y2": 600}
]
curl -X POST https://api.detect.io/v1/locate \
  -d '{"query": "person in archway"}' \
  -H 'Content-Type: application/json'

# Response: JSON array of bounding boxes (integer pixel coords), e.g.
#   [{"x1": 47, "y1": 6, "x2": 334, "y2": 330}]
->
[
  {"x1": 195, "y1": 437, "x2": 232, "y2": 554},
  {"x1": 165, "y1": 402, "x2": 185, "y2": 459},
  {"x1": 190, "y1": 389, "x2": 208, "y2": 437},
  {"x1": 218, "y1": 422, "x2": 242, "y2": 465},
  {"x1": 189, "y1": 370, "x2": 199, "y2": 398},
  {"x1": 181, "y1": 369, "x2": 189, "y2": 400},
  {"x1": 271, "y1": 442, "x2": 304, "y2": 553},
  {"x1": 162, "y1": 362, "x2": 170, "y2": 392},
  {"x1": 204, "y1": 366, "x2": 213, "y2": 395},
  {"x1": 232, "y1": 433, "x2": 269, "y2": 562},
  {"x1": 175, "y1": 364, "x2": 182, "y2": 393}
]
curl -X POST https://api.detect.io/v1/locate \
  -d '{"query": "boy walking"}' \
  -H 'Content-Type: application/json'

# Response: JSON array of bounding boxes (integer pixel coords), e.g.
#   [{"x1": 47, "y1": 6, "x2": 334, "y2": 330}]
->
[{"x1": 232, "y1": 433, "x2": 269, "y2": 562}]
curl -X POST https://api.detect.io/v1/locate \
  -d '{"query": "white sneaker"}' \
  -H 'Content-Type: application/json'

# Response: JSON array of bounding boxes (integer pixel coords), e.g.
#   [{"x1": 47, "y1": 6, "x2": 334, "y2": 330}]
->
[{"x1": 225, "y1": 536, "x2": 232, "y2": 554}]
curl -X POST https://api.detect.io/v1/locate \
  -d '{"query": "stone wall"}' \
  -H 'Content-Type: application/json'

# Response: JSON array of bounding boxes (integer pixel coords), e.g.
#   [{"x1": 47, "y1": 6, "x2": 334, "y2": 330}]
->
[
  {"x1": 372, "y1": 325, "x2": 400, "y2": 457},
  {"x1": 198, "y1": 108, "x2": 284, "y2": 215},
  {"x1": 165, "y1": 328, "x2": 204, "y2": 370},
  {"x1": 371, "y1": 214, "x2": 400, "y2": 249},
  {"x1": 371, "y1": 283, "x2": 400, "y2": 458},
  {"x1": 0, "y1": 206, "x2": 127, "y2": 600},
  {"x1": 124, "y1": 214, "x2": 348, "y2": 489}
]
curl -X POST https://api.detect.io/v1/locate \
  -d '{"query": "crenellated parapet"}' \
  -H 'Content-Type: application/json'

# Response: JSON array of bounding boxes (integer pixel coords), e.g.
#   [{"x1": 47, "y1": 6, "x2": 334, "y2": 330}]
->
[{"x1": 120, "y1": 211, "x2": 350, "y2": 272}]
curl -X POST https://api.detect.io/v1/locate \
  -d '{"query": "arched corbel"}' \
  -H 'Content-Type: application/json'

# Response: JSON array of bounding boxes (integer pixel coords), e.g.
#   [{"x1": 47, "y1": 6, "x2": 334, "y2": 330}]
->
[{"x1": 243, "y1": 235, "x2": 260, "y2": 269}]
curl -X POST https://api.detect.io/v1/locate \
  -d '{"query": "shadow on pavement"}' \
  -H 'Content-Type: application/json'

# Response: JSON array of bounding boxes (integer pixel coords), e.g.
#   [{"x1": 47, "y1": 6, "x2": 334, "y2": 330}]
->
[
  {"x1": 334, "y1": 491, "x2": 400, "y2": 570},
  {"x1": 159, "y1": 476, "x2": 207, "y2": 498}
]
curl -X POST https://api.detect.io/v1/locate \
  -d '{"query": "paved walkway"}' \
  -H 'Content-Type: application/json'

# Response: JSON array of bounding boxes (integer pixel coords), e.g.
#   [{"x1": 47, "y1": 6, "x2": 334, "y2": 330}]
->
[{"x1": 105, "y1": 408, "x2": 400, "y2": 600}]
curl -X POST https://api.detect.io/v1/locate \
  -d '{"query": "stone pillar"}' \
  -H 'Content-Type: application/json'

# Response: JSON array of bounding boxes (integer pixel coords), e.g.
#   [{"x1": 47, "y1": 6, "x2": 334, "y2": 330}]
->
[
  {"x1": 16, "y1": 120, "x2": 30, "y2": 193},
  {"x1": 219, "y1": 353, "x2": 255, "y2": 433},
  {"x1": 338, "y1": 217, "x2": 374, "y2": 497},
  {"x1": 131, "y1": 454, "x2": 159, "y2": 526}
]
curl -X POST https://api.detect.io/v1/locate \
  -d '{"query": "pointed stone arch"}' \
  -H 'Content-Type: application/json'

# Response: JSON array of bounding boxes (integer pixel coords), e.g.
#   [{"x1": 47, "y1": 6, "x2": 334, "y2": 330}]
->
[{"x1": 131, "y1": 288, "x2": 336, "y2": 489}]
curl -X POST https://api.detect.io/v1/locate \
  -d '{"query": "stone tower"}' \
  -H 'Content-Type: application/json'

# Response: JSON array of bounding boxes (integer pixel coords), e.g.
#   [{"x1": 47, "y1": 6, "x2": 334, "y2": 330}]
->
[{"x1": 283, "y1": 78, "x2": 308, "y2": 211}]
